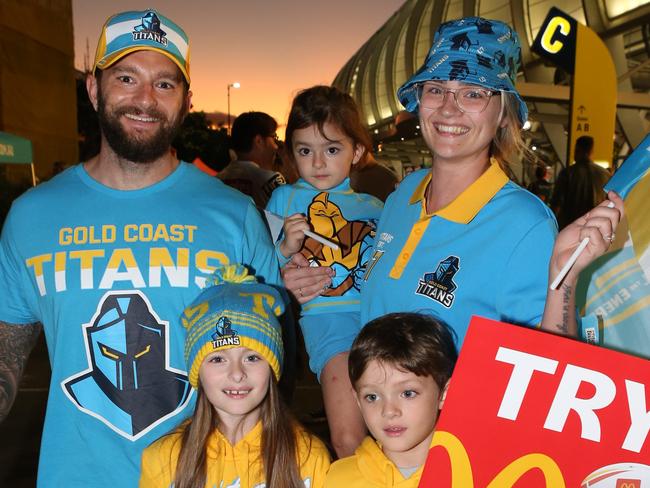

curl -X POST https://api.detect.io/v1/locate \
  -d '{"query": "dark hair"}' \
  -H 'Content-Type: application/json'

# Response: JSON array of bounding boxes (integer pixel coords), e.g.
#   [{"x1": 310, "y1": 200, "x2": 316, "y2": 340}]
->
[
  {"x1": 349, "y1": 312, "x2": 458, "y2": 390},
  {"x1": 231, "y1": 112, "x2": 278, "y2": 154},
  {"x1": 285, "y1": 85, "x2": 373, "y2": 170},
  {"x1": 574, "y1": 135, "x2": 594, "y2": 159}
]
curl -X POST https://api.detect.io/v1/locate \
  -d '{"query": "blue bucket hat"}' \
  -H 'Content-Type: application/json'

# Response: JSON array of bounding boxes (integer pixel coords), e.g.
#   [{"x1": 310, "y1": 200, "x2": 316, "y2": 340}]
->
[
  {"x1": 397, "y1": 17, "x2": 527, "y2": 124},
  {"x1": 93, "y1": 9, "x2": 190, "y2": 84}
]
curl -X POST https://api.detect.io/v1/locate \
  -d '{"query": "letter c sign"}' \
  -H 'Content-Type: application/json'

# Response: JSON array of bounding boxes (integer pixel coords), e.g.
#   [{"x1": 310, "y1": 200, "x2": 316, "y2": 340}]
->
[{"x1": 541, "y1": 16, "x2": 571, "y2": 54}]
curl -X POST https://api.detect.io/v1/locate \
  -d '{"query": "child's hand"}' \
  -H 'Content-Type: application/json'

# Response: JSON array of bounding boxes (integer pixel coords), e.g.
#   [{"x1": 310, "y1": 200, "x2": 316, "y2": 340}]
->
[
  {"x1": 279, "y1": 213, "x2": 309, "y2": 258},
  {"x1": 550, "y1": 191, "x2": 624, "y2": 284}
]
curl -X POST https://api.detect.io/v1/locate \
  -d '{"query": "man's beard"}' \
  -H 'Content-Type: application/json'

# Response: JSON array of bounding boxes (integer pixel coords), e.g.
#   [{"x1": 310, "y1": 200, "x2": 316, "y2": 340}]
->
[{"x1": 97, "y1": 89, "x2": 185, "y2": 164}]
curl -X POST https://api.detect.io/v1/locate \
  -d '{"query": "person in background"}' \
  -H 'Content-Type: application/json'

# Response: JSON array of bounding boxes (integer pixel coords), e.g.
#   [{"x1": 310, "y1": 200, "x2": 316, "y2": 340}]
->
[
  {"x1": 219, "y1": 111, "x2": 286, "y2": 207},
  {"x1": 551, "y1": 135, "x2": 611, "y2": 229},
  {"x1": 350, "y1": 154, "x2": 398, "y2": 202},
  {"x1": 527, "y1": 164, "x2": 552, "y2": 203},
  {"x1": 273, "y1": 140, "x2": 300, "y2": 184}
]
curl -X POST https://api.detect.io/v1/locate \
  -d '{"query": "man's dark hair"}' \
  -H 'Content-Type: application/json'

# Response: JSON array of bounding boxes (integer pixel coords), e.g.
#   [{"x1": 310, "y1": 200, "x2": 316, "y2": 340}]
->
[
  {"x1": 231, "y1": 112, "x2": 277, "y2": 154},
  {"x1": 574, "y1": 135, "x2": 594, "y2": 160},
  {"x1": 349, "y1": 312, "x2": 458, "y2": 391}
]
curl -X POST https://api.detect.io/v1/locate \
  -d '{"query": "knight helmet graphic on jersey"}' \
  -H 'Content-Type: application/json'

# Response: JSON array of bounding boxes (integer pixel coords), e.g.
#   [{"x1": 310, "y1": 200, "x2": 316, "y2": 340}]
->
[{"x1": 62, "y1": 291, "x2": 191, "y2": 440}]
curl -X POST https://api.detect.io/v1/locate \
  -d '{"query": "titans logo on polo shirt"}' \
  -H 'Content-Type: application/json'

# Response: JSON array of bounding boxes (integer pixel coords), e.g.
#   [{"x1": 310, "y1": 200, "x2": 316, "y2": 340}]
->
[{"x1": 415, "y1": 256, "x2": 460, "y2": 308}]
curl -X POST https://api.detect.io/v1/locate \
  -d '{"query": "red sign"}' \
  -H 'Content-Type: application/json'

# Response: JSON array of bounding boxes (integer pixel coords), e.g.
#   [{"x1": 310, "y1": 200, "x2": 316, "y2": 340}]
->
[{"x1": 419, "y1": 316, "x2": 650, "y2": 487}]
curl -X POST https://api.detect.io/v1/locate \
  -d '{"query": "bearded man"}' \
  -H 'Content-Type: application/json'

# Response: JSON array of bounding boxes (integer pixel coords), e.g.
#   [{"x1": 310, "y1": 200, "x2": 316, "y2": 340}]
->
[{"x1": 0, "y1": 10, "x2": 286, "y2": 487}]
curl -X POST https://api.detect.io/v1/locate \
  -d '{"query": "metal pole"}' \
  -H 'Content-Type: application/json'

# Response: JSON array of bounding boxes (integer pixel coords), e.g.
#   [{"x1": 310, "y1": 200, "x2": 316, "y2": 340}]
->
[{"x1": 227, "y1": 84, "x2": 231, "y2": 135}]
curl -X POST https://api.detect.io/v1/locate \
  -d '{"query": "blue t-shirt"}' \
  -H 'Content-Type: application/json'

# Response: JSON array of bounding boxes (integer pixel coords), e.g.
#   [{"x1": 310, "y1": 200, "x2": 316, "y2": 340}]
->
[
  {"x1": 267, "y1": 178, "x2": 383, "y2": 315},
  {"x1": 0, "y1": 162, "x2": 281, "y2": 487},
  {"x1": 361, "y1": 161, "x2": 557, "y2": 346}
]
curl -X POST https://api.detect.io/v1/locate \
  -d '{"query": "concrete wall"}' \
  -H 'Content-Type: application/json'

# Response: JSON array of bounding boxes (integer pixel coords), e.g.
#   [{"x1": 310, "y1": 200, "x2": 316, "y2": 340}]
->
[{"x1": 0, "y1": 0, "x2": 77, "y2": 182}]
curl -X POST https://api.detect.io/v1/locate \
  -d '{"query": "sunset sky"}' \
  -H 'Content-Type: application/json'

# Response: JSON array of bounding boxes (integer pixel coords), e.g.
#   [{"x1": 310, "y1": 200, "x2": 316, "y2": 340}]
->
[{"x1": 72, "y1": 0, "x2": 405, "y2": 131}]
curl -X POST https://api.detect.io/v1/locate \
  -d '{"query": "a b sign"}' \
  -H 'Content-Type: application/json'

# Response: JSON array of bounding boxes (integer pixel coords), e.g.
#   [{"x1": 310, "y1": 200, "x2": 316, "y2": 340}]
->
[{"x1": 419, "y1": 317, "x2": 650, "y2": 487}]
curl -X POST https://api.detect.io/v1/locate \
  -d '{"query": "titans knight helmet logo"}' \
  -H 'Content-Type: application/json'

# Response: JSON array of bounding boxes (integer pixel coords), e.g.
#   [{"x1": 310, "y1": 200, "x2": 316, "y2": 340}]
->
[
  {"x1": 415, "y1": 256, "x2": 460, "y2": 308},
  {"x1": 132, "y1": 11, "x2": 168, "y2": 46},
  {"x1": 62, "y1": 291, "x2": 191, "y2": 441},
  {"x1": 211, "y1": 316, "x2": 241, "y2": 348}
]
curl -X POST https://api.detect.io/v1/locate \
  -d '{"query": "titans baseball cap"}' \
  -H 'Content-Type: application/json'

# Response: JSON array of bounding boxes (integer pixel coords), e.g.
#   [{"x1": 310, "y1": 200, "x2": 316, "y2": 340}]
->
[
  {"x1": 398, "y1": 17, "x2": 527, "y2": 124},
  {"x1": 93, "y1": 9, "x2": 190, "y2": 84}
]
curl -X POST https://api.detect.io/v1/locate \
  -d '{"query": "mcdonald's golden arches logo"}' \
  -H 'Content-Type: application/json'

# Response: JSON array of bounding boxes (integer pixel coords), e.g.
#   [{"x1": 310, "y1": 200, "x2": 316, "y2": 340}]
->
[{"x1": 580, "y1": 462, "x2": 650, "y2": 488}]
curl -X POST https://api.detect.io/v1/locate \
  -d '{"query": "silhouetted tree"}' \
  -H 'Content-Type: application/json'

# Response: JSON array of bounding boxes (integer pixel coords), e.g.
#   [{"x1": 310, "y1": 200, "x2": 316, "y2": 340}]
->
[
  {"x1": 173, "y1": 112, "x2": 231, "y2": 171},
  {"x1": 77, "y1": 76, "x2": 101, "y2": 161}
]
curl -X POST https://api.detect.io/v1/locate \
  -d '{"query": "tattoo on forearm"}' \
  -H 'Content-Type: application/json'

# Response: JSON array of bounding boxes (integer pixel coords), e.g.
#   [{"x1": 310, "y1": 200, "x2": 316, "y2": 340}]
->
[
  {"x1": 554, "y1": 284, "x2": 573, "y2": 335},
  {"x1": 0, "y1": 322, "x2": 42, "y2": 422}
]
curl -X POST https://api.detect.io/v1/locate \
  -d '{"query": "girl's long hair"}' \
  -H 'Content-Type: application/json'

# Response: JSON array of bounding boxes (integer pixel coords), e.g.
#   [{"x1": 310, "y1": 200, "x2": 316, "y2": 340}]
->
[
  {"x1": 173, "y1": 373, "x2": 304, "y2": 488},
  {"x1": 259, "y1": 373, "x2": 304, "y2": 487}
]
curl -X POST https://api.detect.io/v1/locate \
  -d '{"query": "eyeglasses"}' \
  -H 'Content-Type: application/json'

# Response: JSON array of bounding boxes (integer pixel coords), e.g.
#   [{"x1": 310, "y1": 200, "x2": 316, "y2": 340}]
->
[{"x1": 417, "y1": 82, "x2": 500, "y2": 113}]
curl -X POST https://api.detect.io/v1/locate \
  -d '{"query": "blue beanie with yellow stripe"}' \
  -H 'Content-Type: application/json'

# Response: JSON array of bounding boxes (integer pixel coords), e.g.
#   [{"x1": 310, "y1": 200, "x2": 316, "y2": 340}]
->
[{"x1": 182, "y1": 264, "x2": 284, "y2": 387}]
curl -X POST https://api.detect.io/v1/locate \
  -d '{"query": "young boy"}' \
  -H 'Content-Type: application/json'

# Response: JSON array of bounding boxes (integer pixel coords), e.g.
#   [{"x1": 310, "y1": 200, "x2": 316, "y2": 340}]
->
[{"x1": 324, "y1": 312, "x2": 457, "y2": 487}]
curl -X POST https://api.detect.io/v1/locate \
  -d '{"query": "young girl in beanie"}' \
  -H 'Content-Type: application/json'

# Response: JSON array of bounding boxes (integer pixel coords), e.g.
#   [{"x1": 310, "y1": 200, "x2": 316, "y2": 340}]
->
[{"x1": 139, "y1": 264, "x2": 330, "y2": 488}]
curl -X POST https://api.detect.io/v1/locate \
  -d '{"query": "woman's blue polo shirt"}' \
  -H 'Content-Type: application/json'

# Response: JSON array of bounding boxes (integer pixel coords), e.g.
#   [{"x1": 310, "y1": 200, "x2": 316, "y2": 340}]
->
[{"x1": 361, "y1": 160, "x2": 557, "y2": 346}]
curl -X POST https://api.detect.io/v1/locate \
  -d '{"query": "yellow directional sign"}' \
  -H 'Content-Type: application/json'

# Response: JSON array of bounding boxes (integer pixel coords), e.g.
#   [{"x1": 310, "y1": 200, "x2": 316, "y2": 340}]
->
[{"x1": 532, "y1": 7, "x2": 616, "y2": 168}]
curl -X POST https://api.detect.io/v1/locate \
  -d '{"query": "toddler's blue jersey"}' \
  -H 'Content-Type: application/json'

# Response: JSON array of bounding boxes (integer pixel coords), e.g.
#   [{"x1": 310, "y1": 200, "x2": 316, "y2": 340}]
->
[
  {"x1": 0, "y1": 162, "x2": 280, "y2": 487},
  {"x1": 267, "y1": 178, "x2": 383, "y2": 314},
  {"x1": 361, "y1": 162, "x2": 557, "y2": 346}
]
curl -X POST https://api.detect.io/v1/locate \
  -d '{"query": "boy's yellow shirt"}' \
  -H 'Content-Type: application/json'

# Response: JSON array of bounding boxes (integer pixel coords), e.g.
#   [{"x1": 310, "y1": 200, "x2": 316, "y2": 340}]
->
[
  {"x1": 324, "y1": 436, "x2": 425, "y2": 488},
  {"x1": 140, "y1": 421, "x2": 330, "y2": 488}
]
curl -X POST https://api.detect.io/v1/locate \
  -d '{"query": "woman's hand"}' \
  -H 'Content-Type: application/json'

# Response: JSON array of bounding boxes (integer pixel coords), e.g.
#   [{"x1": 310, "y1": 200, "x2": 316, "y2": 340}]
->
[
  {"x1": 550, "y1": 191, "x2": 624, "y2": 284},
  {"x1": 541, "y1": 191, "x2": 624, "y2": 337},
  {"x1": 281, "y1": 253, "x2": 334, "y2": 304},
  {"x1": 279, "y1": 213, "x2": 310, "y2": 258}
]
